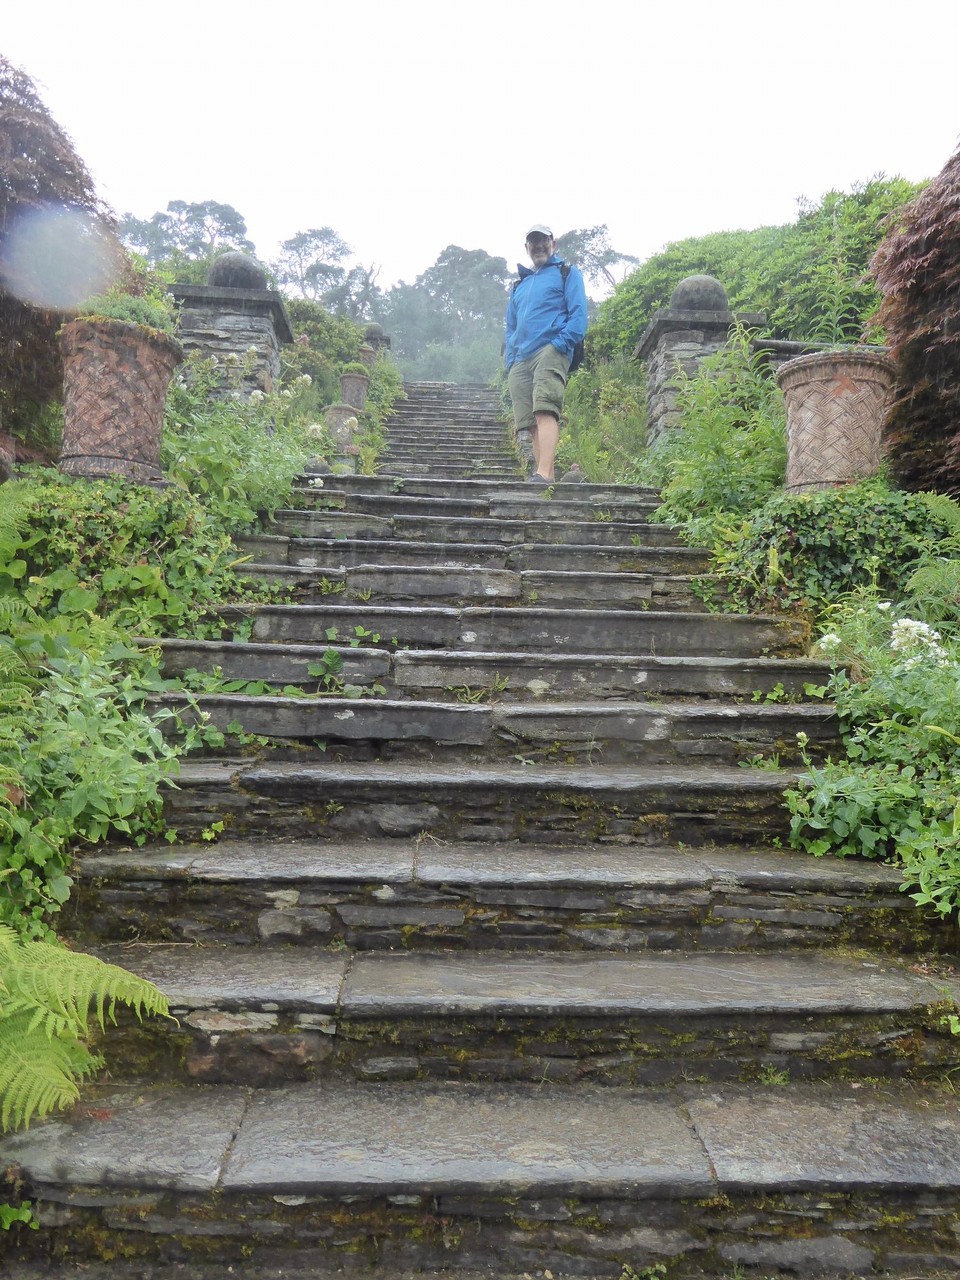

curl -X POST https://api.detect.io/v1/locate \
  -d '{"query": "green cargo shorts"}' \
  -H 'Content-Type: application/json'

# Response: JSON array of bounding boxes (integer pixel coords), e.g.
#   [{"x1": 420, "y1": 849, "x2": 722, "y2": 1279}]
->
[{"x1": 507, "y1": 343, "x2": 571, "y2": 434}]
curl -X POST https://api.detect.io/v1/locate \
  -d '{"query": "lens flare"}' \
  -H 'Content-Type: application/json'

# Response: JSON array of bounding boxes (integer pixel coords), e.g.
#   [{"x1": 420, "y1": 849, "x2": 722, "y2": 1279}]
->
[{"x1": 0, "y1": 204, "x2": 119, "y2": 309}]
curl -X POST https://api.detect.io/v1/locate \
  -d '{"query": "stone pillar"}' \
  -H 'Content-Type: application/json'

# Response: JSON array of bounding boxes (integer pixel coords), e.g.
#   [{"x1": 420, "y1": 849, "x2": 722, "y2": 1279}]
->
[
  {"x1": 169, "y1": 253, "x2": 293, "y2": 399},
  {"x1": 363, "y1": 322, "x2": 391, "y2": 355},
  {"x1": 635, "y1": 275, "x2": 764, "y2": 445}
]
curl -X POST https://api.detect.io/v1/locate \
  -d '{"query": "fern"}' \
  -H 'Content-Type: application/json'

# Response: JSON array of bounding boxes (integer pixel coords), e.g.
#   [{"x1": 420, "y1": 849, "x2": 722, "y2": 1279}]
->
[{"x1": 0, "y1": 925, "x2": 169, "y2": 1130}]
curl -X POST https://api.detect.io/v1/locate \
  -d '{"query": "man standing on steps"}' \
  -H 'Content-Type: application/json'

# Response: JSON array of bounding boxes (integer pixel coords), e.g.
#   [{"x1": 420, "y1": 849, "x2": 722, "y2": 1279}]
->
[{"x1": 505, "y1": 224, "x2": 588, "y2": 485}]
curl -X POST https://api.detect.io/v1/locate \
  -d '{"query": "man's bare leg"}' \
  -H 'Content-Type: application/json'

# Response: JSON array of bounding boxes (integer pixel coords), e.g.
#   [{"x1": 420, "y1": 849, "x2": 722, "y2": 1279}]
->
[{"x1": 531, "y1": 411, "x2": 559, "y2": 481}]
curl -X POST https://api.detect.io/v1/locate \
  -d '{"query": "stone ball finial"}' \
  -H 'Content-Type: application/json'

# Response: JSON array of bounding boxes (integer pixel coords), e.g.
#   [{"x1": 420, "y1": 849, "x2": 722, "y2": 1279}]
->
[
  {"x1": 669, "y1": 274, "x2": 729, "y2": 312},
  {"x1": 364, "y1": 322, "x2": 385, "y2": 340},
  {"x1": 206, "y1": 251, "x2": 269, "y2": 291}
]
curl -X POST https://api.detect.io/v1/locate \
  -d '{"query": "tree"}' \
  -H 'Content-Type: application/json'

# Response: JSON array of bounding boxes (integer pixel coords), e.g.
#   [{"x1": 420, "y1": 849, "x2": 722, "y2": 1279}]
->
[
  {"x1": 323, "y1": 262, "x2": 383, "y2": 321},
  {"x1": 380, "y1": 245, "x2": 511, "y2": 380},
  {"x1": 555, "y1": 225, "x2": 638, "y2": 290},
  {"x1": 272, "y1": 227, "x2": 352, "y2": 301},
  {"x1": 0, "y1": 56, "x2": 122, "y2": 444},
  {"x1": 119, "y1": 199, "x2": 254, "y2": 279},
  {"x1": 871, "y1": 146, "x2": 960, "y2": 494}
]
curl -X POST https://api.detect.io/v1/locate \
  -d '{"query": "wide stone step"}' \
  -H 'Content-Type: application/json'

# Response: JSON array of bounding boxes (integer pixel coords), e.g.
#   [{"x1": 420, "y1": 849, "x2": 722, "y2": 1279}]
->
[
  {"x1": 86, "y1": 945, "x2": 958, "y2": 1086},
  {"x1": 387, "y1": 514, "x2": 690, "y2": 546},
  {"x1": 164, "y1": 757, "x2": 794, "y2": 845},
  {"x1": 233, "y1": 603, "x2": 805, "y2": 656},
  {"x1": 72, "y1": 837, "x2": 944, "y2": 957},
  {"x1": 299, "y1": 475, "x2": 662, "y2": 503},
  {"x1": 299, "y1": 493, "x2": 660, "y2": 521},
  {"x1": 241, "y1": 564, "x2": 707, "y2": 610},
  {"x1": 5, "y1": 1080, "x2": 960, "y2": 1274},
  {"x1": 153, "y1": 637, "x2": 830, "y2": 701},
  {"x1": 236, "y1": 533, "x2": 709, "y2": 577},
  {"x1": 158, "y1": 692, "x2": 837, "y2": 765},
  {"x1": 241, "y1": 563, "x2": 709, "y2": 610}
]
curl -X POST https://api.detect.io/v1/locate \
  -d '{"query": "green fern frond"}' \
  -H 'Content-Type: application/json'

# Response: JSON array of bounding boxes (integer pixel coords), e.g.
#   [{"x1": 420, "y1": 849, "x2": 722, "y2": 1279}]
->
[
  {"x1": 0, "y1": 928, "x2": 169, "y2": 1130},
  {"x1": 0, "y1": 1011, "x2": 101, "y2": 1131},
  {"x1": 0, "y1": 928, "x2": 169, "y2": 1038},
  {"x1": 919, "y1": 491, "x2": 960, "y2": 540}
]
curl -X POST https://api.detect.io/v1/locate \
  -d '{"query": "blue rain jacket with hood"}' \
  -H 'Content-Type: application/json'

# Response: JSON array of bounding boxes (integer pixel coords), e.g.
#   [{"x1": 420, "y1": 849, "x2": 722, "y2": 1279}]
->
[{"x1": 504, "y1": 255, "x2": 588, "y2": 369}]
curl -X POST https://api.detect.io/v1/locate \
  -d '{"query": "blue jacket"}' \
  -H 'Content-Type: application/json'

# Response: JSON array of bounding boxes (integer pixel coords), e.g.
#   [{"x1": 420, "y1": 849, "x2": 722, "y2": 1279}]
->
[{"x1": 504, "y1": 255, "x2": 588, "y2": 369}]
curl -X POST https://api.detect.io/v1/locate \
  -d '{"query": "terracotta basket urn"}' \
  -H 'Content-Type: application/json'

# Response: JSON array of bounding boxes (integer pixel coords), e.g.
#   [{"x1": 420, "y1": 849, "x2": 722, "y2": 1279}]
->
[
  {"x1": 59, "y1": 318, "x2": 183, "y2": 484},
  {"x1": 776, "y1": 348, "x2": 895, "y2": 494}
]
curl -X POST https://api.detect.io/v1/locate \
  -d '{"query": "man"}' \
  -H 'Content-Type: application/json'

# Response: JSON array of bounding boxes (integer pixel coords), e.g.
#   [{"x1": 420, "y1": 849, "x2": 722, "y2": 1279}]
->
[{"x1": 504, "y1": 224, "x2": 588, "y2": 485}]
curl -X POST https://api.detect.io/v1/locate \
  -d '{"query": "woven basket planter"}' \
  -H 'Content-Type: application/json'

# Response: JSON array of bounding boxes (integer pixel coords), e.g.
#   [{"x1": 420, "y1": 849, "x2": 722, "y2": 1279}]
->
[
  {"x1": 776, "y1": 348, "x2": 895, "y2": 495},
  {"x1": 59, "y1": 318, "x2": 183, "y2": 484}
]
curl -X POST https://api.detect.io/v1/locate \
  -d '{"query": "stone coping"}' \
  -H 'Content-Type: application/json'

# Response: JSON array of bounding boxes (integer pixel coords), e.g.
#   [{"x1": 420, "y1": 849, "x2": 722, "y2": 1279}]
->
[
  {"x1": 170, "y1": 283, "x2": 293, "y2": 343},
  {"x1": 634, "y1": 309, "x2": 766, "y2": 359}
]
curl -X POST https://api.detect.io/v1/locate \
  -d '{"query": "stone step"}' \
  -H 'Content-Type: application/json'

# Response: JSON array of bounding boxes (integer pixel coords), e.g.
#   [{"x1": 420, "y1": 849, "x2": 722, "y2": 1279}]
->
[
  {"x1": 5, "y1": 1080, "x2": 960, "y2": 1274},
  {"x1": 236, "y1": 534, "x2": 709, "y2": 577},
  {"x1": 159, "y1": 692, "x2": 838, "y2": 765},
  {"x1": 88, "y1": 945, "x2": 959, "y2": 1087},
  {"x1": 270, "y1": 508, "x2": 688, "y2": 546},
  {"x1": 73, "y1": 838, "x2": 942, "y2": 955},
  {"x1": 164, "y1": 757, "x2": 795, "y2": 846},
  {"x1": 387, "y1": 514, "x2": 689, "y2": 546},
  {"x1": 302, "y1": 493, "x2": 661, "y2": 521},
  {"x1": 246, "y1": 565, "x2": 706, "y2": 610},
  {"x1": 232, "y1": 602, "x2": 805, "y2": 656},
  {"x1": 241, "y1": 563, "x2": 709, "y2": 611},
  {"x1": 153, "y1": 637, "x2": 830, "y2": 701},
  {"x1": 294, "y1": 475, "x2": 662, "y2": 503},
  {"x1": 382, "y1": 439, "x2": 515, "y2": 454}
]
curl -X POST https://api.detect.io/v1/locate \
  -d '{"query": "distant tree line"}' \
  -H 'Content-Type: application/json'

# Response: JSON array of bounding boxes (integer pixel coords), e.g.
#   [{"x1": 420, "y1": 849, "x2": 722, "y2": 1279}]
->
[{"x1": 118, "y1": 202, "x2": 638, "y2": 382}]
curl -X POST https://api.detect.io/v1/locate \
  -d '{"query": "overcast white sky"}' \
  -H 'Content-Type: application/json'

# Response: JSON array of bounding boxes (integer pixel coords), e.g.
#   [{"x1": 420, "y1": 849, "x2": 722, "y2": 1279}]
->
[{"x1": 4, "y1": 0, "x2": 959, "y2": 289}]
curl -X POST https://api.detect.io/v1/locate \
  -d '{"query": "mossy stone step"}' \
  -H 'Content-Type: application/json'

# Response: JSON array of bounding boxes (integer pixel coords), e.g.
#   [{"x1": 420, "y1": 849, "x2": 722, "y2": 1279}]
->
[
  {"x1": 164, "y1": 757, "x2": 795, "y2": 846},
  {"x1": 4, "y1": 1081, "x2": 960, "y2": 1274},
  {"x1": 157, "y1": 692, "x2": 837, "y2": 766},
  {"x1": 235, "y1": 533, "x2": 710, "y2": 577},
  {"x1": 151, "y1": 637, "x2": 829, "y2": 701},
  {"x1": 74, "y1": 838, "x2": 943, "y2": 954},
  {"x1": 90, "y1": 944, "x2": 958, "y2": 1086},
  {"x1": 241, "y1": 563, "x2": 709, "y2": 610},
  {"x1": 232, "y1": 603, "x2": 806, "y2": 657}
]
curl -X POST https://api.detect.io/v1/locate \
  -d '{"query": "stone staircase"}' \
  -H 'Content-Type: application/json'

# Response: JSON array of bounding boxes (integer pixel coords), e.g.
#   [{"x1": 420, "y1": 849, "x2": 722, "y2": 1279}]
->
[{"x1": 3, "y1": 381, "x2": 960, "y2": 1279}]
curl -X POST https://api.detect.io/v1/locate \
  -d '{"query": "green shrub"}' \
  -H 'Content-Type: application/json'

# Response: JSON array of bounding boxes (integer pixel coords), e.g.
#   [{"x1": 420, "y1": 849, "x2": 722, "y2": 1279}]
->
[
  {"x1": 558, "y1": 353, "x2": 648, "y2": 483},
  {"x1": 637, "y1": 326, "x2": 786, "y2": 539},
  {"x1": 709, "y1": 480, "x2": 960, "y2": 618},
  {"x1": 163, "y1": 352, "x2": 310, "y2": 530}
]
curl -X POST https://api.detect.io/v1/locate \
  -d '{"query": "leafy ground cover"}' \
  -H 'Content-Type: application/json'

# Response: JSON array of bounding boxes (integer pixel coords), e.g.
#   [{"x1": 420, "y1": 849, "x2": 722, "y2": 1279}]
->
[{"x1": 0, "y1": 332, "x2": 404, "y2": 1143}]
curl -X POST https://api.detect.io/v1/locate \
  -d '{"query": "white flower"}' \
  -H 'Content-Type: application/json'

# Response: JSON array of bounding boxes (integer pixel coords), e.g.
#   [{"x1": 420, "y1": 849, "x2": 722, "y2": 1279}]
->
[
  {"x1": 297, "y1": 373, "x2": 312, "y2": 386},
  {"x1": 306, "y1": 424, "x2": 325, "y2": 439},
  {"x1": 877, "y1": 601, "x2": 892, "y2": 611},
  {"x1": 248, "y1": 389, "x2": 265, "y2": 404},
  {"x1": 280, "y1": 389, "x2": 293, "y2": 399},
  {"x1": 817, "y1": 633, "x2": 842, "y2": 652},
  {"x1": 309, "y1": 477, "x2": 325, "y2": 488}
]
